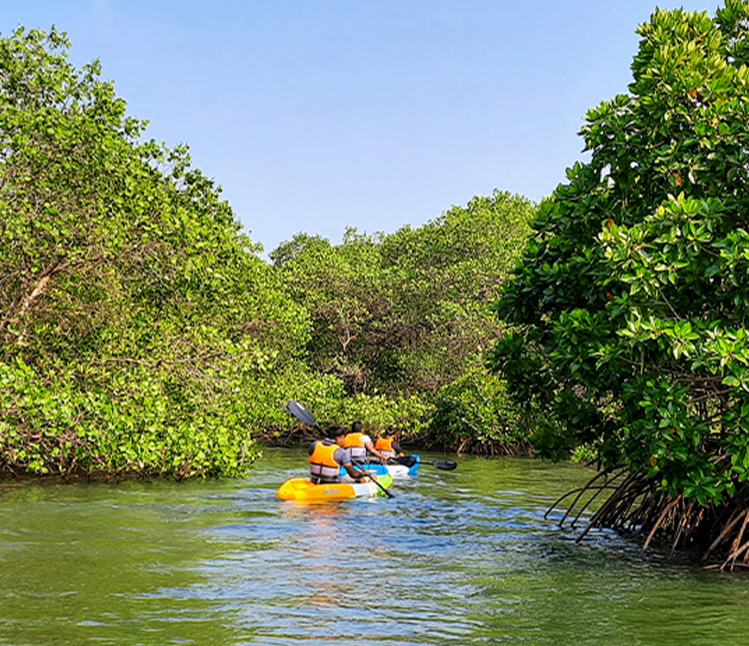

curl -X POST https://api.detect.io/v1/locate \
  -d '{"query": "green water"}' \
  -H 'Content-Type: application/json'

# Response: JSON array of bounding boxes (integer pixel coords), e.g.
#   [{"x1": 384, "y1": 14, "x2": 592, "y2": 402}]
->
[{"x1": 0, "y1": 449, "x2": 747, "y2": 645}]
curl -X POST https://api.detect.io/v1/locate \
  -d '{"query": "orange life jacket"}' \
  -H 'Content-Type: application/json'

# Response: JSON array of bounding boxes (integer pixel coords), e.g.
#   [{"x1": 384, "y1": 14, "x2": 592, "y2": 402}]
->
[
  {"x1": 344, "y1": 432, "x2": 365, "y2": 447},
  {"x1": 375, "y1": 437, "x2": 395, "y2": 456},
  {"x1": 310, "y1": 440, "x2": 341, "y2": 483}
]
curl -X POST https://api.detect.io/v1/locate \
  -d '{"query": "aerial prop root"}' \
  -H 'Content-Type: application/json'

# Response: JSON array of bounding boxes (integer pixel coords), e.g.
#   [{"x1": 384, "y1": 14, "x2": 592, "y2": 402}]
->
[
  {"x1": 545, "y1": 468, "x2": 625, "y2": 528},
  {"x1": 550, "y1": 469, "x2": 749, "y2": 568}
]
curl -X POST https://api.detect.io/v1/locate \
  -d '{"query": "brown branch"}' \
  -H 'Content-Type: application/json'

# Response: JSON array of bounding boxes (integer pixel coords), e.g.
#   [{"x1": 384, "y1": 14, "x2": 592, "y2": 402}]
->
[
  {"x1": 729, "y1": 507, "x2": 749, "y2": 555},
  {"x1": 576, "y1": 471, "x2": 644, "y2": 543},
  {"x1": 570, "y1": 471, "x2": 643, "y2": 527},
  {"x1": 546, "y1": 469, "x2": 624, "y2": 527},
  {"x1": 671, "y1": 498, "x2": 696, "y2": 555},
  {"x1": 569, "y1": 481, "x2": 623, "y2": 529},
  {"x1": 641, "y1": 495, "x2": 682, "y2": 555},
  {"x1": 0, "y1": 256, "x2": 70, "y2": 337},
  {"x1": 704, "y1": 507, "x2": 747, "y2": 559},
  {"x1": 722, "y1": 536, "x2": 749, "y2": 571}
]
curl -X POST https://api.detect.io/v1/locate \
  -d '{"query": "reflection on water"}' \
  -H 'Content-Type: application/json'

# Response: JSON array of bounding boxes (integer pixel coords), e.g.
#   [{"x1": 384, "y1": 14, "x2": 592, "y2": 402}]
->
[{"x1": 0, "y1": 449, "x2": 748, "y2": 645}]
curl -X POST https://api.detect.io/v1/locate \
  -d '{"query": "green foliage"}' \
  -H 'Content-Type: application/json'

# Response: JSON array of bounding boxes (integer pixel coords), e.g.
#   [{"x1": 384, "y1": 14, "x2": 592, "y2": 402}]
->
[
  {"x1": 490, "y1": 1, "x2": 749, "y2": 504},
  {"x1": 0, "y1": 27, "x2": 310, "y2": 477},
  {"x1": 0, "y1": 27, "x2": 537, "y2": 471},
  {"x1": 271, "y1": 228, "x2": 386, "y2": 392},
  {"x1": 378, "y1": 192, "x2": 536, "y2": 396},
  {"x1": 314, "y1": 393, "x2": 430, "y2": 437},
  {"x1": 428, "y1": 367, "x2": 534, "y2": 452},
  {"x1": 0, "y1": 358, "x2": 259, "y2": 477},
  {"x1": 273, "y1": 191, "x2": 535, "y2": 398},
  {"x1": 271, "y1": 191, "x2": 536, "y2": 451}
]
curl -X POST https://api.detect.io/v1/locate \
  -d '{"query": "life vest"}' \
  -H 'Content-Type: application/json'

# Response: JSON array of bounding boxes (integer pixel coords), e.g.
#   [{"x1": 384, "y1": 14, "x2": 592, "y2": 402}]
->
[
  {"x1": 343, "y1": 432, "x2": 368, "y2": 463},
  {"x1": 375, "y1": 436, "x2": 396, "y2": 457},
  {"x1": 310, "y1": 440, "x2": 341, "y2": 484}
]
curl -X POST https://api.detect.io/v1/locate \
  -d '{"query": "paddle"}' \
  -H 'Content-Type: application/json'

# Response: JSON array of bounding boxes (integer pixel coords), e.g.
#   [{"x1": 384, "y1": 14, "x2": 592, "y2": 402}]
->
[
  {"x1": 286, "y1": 400, "x2": 395, "y2": 499},
  {"x1": 391, "y1": 455, "x2": 458, "y2": 471},
  {"x1": 287, "y1": 399, "x2": 320, "y2": 429}
]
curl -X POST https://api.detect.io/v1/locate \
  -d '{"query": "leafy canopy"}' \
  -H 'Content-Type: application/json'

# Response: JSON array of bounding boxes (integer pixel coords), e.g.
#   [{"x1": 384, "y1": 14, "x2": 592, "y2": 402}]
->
[
  {"x1": 273, "y1": 191, "x2": 535, "y2": 398},
  {"x1": 0, "y1": 27, "x2": 310, "y2": 477},
  {"x1": 490, "y1": 0, "x2": 749, "y2": 505}
]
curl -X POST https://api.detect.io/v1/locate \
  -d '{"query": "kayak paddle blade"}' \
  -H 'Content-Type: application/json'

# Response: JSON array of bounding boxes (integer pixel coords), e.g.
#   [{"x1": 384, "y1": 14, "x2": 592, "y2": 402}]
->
[
  {"x1": 391, "y1": 456, "x2": 418, "y2": 468},
  {"x1": 287, "y1": 400, "x2": 320, "y2": 428},
  {"x1": 430, "y1": 459, "x2": 457, "y2": 471}
]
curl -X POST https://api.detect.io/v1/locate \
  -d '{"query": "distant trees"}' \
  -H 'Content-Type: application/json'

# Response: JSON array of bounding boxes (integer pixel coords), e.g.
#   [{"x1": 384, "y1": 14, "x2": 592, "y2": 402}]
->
[
  {"x1": 0, "y1": 27, "x2": 538, "y2": 478},
  {"x1": 273, "y1": 191, "x2": 537, "y2": 450}
]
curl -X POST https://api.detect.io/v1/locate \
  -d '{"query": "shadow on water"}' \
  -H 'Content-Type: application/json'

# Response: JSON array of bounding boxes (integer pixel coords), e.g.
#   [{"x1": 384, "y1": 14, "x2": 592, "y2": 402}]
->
[{"x1": 1, "y1": 448, "x2": 749, "y2": 645}]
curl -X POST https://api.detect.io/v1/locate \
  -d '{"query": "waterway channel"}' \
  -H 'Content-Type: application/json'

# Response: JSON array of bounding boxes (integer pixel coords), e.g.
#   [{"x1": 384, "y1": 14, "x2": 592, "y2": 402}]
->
[{"x1": 1, "y1": 448, "x2": 747, "y2": 645}]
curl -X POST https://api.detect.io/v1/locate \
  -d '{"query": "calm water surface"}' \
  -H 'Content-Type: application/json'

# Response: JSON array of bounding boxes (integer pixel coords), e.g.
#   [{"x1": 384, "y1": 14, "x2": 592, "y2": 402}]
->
[{"x1": 1, "y1": 449, "x2": 747, "y2": 645}]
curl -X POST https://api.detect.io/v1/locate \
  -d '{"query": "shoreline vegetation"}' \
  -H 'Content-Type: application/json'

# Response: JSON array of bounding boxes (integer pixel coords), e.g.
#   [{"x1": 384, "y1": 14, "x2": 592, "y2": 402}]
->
[
  {"x1": 7, "y1": 2, "x2": 749, "y2": 571},
  {"x1": 490, "y1": 2, "x2": 749, "y2": 569},
  {"x1": 257, "y1": 425, "x2": 535, "y2": 458},
  {"x1": 0, "y1": 27, "x2": 536, "y2": 482}
]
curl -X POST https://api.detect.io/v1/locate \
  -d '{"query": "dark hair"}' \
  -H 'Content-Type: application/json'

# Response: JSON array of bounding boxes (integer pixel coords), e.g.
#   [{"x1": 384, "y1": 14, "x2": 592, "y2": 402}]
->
[
  {"x1": 351, "y1": 420, "x2": 363, "y2": 433},
  {"x1": 326, "y1": 423, "x2": 346, "y2": 438},
  {"x1": 385, "y1": 426, "x2": 396, "y2": 436}
]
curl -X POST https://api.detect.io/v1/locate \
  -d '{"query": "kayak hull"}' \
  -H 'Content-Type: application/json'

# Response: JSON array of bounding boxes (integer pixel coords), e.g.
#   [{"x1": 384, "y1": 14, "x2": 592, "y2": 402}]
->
[
  {"x1": 277, "y1": 473, "x2": 394, "y2": 502},
  {"x1": 341, "y1": 454, "x2": 420, "y2": 478}
]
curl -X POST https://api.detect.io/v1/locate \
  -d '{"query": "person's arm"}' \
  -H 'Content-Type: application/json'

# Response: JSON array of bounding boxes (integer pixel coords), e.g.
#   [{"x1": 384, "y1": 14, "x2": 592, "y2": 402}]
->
[
  {"x1": 392, "y1": 439, "x2": 404, "y2": 457},
  {"x1": 343, "y1": 462, "x2": 368, "y2": 481},
  {"x1": 364, "y1": 438, "x2": 387, "y2": 462},
  {"x1": 335, "y1": 447, "x2": 368, "y2": 481}
]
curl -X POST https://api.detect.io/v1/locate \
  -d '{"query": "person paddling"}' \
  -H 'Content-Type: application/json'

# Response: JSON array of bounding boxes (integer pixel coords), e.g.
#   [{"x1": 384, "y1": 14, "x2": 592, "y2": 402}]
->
[
  {"x1": 309, "y1": 424, "x2": 369, "y2": 484},
  {"x1": 344, "y1": 420, "x2": 388, "y2": 465},
  {"x1": 374, "y1": 426, "x2": 405, "y2": 463}
]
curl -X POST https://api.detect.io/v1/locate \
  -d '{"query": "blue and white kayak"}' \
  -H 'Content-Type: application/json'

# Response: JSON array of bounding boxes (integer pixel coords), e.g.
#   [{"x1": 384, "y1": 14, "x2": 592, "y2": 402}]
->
[{"x1": 341, "y1": 454, "x2": 421, "y2": 479}]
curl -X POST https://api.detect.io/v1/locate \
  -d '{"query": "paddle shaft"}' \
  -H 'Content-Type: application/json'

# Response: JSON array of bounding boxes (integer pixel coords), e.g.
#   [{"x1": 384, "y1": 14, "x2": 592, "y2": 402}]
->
[
  {"x1": 420, "y1": 460, "x2": 457, "y2": 470},
  {"x1": 390, "y1": 455, "x2": 457, "y2": 471}
]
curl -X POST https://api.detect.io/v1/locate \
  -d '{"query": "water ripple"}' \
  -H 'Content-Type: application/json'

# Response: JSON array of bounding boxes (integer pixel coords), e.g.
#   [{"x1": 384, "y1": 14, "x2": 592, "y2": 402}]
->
[{"x1": 2, "y1": 453, "x2": 749, "y2": 645}]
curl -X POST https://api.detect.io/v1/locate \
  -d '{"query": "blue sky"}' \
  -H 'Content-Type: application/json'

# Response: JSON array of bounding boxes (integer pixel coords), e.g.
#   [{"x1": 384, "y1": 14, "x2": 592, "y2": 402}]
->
[{"x1": 1, "y1": 1, "x2": 712, "y2": 256}]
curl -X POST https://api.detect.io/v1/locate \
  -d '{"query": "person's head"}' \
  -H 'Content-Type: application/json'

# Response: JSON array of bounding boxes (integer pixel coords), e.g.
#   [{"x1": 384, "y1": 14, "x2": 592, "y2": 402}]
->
[
  {"x1": 327, "y1": 424, "x2": 347, "y2": 446},
  {"x1": 384, "y1": 426, "x2": 397, "y2": 437},
  {"x1": 351, "y1": 420, "x2": 363, "y2": 433}
]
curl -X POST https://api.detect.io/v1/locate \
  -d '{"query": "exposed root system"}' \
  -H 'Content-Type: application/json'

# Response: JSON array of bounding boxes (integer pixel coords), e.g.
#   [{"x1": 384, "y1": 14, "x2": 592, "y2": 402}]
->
[
  {"x1": 452, "y1": 436, "x2": 533, "y2": 457},
  {"x1": 550, "y1": 469, "x2": 749, "y2": 571}
]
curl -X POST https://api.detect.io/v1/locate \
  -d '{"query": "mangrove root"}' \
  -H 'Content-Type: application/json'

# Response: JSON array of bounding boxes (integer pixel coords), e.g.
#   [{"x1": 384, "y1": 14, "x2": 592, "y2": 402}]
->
[{"x1": 550, "y1": 469, "x2": 749, "y2": 570}]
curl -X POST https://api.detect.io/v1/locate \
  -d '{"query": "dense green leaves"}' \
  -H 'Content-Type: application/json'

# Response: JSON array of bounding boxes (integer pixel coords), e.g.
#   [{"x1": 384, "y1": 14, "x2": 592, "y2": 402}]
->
[
  {"x1": 271, "y1": 192, "x2": 536, "y2": 449},
  {"x1": 274, "y1": 191, "x2": 535, "y2": 397},
  {"x1": 0, "y1": 27, "x2": 311, "y2": 477},
  {"x1": 0, "y1": 27, "x2": 537, "y2": 476},
  {"x1": 490, "y1": 1, "x2": 749, "y2": 505}
]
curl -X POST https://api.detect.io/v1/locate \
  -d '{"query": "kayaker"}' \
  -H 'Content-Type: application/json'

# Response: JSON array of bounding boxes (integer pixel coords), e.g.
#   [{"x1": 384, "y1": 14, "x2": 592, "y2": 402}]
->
[
  {"x1": 344, "y1": 420, "x2": 389, "y2": 465},
  {"x1": 310, "y1": 424, "x2": 369, "y2": 484},
  {"x1": 374, "y1": 426, "x2": 405, "y2": 463}
]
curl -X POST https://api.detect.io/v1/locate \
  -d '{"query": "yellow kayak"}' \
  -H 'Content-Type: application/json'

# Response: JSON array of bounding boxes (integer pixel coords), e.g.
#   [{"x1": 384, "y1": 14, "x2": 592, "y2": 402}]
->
[{"x1": 276, "y1": 473, "x2": 394, "y2": 502}]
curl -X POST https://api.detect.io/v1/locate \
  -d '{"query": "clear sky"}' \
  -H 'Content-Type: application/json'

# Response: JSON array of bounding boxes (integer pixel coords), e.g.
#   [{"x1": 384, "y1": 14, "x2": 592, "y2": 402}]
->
[{"x1": 1, "y1": 1, "x2": 713, "y2": 256}]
